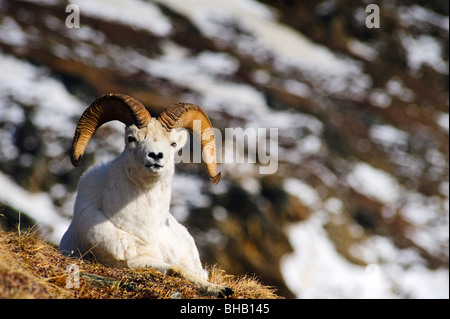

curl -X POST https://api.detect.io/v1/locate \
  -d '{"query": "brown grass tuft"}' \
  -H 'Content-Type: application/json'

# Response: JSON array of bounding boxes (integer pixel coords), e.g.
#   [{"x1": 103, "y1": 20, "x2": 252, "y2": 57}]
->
[{"x1": 0, "y1": 229, "x2": 282, "y2": 299}]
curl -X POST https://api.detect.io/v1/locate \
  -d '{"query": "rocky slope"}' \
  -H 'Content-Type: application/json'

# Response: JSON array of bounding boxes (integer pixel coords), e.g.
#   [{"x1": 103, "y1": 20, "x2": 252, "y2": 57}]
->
[{"x1": 0, "y1": 0, "x2": 448, "y2": 298}]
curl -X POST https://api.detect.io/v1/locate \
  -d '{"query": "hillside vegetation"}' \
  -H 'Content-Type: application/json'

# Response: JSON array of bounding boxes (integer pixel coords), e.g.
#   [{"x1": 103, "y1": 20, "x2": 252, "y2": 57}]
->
[
  {"x1": 0, "y1": 229, "x2": 280, "y2": 299},
  {"x1": 0, "y1": 0, "x2": 448, "y2": 298}
]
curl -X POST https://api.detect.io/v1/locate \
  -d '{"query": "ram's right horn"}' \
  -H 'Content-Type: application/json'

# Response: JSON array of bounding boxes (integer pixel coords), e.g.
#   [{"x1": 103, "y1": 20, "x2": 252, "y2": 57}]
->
[{"x1": 71, "y1": 93, "x2": 151, "y2": 167}]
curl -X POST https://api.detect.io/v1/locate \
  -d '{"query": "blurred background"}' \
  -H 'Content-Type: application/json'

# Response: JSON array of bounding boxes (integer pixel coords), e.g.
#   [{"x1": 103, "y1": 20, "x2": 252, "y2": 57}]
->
[{"x1": 0, "y1": 0, "x2": 448, "y2": 298}]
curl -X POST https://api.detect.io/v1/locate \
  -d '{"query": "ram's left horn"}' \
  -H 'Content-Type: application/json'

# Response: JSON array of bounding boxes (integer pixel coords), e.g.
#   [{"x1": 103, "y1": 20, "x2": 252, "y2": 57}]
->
[{"x1": 158, "y1": 103, "x2": 221, "y2": 184}]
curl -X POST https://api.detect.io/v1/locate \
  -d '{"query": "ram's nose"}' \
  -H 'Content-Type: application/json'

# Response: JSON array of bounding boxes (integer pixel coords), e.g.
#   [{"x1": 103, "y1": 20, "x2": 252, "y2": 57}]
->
[
  {"x1": 147, "y1": 152, "x2": 164, "y2": 160},
  {"x1": 145, "y1": 151, "x2": 165, "y2": 170}
]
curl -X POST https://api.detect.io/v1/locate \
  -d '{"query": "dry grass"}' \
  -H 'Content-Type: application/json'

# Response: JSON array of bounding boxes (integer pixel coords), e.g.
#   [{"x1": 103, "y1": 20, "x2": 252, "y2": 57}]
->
[{"x1": 0, "y1": 229, "x2": 282, "y2": 299}]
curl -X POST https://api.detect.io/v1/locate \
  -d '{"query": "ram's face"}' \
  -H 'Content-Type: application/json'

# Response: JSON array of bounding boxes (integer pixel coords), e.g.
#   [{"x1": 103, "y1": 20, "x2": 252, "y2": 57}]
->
[{"x1": 125, "y1": 119, "x2": 188, "y2": 176}]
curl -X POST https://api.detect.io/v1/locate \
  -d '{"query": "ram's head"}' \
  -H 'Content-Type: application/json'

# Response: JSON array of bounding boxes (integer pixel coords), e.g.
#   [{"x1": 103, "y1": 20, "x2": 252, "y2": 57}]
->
[{"x1": 70, "y1": 93, "x2": 221, "y2": 184}]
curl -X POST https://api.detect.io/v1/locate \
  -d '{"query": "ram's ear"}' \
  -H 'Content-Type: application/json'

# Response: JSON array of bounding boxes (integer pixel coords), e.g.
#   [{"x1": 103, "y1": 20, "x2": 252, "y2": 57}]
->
[{"x1": 171, "y1": 128, "x2": 188, "y2": 152}]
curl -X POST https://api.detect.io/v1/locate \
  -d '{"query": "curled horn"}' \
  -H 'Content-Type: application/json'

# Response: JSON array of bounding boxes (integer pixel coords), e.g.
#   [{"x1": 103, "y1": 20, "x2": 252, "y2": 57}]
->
[
  {"x1": 158, "y1": 103, "x2": 221, "y2": 184},
  {"x1": 71, "y1": 93, "x2": 151, "y2": 167}
]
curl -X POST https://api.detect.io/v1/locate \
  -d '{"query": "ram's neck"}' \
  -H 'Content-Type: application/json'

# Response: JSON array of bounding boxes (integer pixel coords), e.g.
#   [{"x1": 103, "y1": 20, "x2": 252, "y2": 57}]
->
[{"x1": 101, "y1": 154, "x2": 172, "y2": 243}]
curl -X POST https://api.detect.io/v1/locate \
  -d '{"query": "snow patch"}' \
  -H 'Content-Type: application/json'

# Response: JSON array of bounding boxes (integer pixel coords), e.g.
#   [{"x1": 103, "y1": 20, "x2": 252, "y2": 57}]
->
[
  {"x1": 282, "y1": 216, "x2": 449, "y2": 298},
  {"x1": 0, "y1": 17, "x2": 28, "y2": 46},
  {"x1": 281, "y1": 214, "x2": 395, "y2": 298},
  {"x1": 435, "y1": 112, "x2": 449, "y2": 132},
  {"x1": 347, "y1": 162, "x2": 401, "y2": 205},
  {"x1": 400, "y1": 33, "x2": 448, "y2": 74},
  {"x1": 369, "y1": 124, "x2": 409, "y2": 147},
  {"x1": 0, "y1": 52, "x2": 83, "y2": 137},
  {"x1": 0, "y1": 172, "x2": 69, "y2": 243},
  {"x1": 73, "y1": 0, "x2": 172, "y2": 36},
  {"x1": 284, "y1": 178, "x2": 321, "y2": 210},
  {"x1": 170, "y1": 174, "x2": 211, "y2": 222},
  {"x1": 158, "y1": 0, "x2": 370, "y2": 99}
]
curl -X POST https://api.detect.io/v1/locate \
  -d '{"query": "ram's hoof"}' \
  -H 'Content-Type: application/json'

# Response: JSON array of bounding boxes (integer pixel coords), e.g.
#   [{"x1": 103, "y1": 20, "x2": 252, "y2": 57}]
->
[{"x1": 218, "y1": 286, "x2": 234, "y2": 298}]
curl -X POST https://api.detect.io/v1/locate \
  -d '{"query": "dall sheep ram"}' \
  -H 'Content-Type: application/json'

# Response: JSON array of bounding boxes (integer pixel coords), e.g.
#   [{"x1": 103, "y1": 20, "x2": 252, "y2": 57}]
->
[{"x1": 60, "y1": 93, "x2": 232, "y2": 297}]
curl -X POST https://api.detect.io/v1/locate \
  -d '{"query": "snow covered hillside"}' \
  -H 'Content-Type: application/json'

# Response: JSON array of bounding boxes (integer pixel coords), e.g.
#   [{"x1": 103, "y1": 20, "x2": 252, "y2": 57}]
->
[{"x1": 0, "y1": 0, "x2": 448, "y2": 298}]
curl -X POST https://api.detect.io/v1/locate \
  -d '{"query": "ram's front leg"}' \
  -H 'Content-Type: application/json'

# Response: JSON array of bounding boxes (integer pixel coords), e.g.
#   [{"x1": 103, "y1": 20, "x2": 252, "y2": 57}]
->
[
  {"x1": 74, "y1": 208, "x2": 139, "y2": 267},
  {"x1": 167, "y1": 265, "x2": 234, "y2": 298},
  {"x1": 128, "y1": 250, "x2": 233, "y2": 297}
]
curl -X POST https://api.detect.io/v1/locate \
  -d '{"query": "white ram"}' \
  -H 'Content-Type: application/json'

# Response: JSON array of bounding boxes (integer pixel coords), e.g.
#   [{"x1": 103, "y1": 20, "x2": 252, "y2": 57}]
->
[{"x1": 59, "y1": 93, "x2": 232, "y2": 297}]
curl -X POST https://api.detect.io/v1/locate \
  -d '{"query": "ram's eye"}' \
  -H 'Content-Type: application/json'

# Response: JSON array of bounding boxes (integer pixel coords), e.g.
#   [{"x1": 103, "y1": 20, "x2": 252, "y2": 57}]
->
[
  {"x1": 128, "y1": 136, "x2": 136, "y2": 143},
  {"x1": 171, "y1": 142, "x2": 177, "y2": 148}
]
